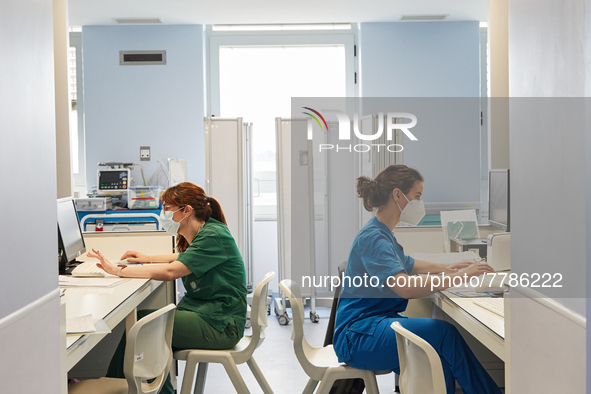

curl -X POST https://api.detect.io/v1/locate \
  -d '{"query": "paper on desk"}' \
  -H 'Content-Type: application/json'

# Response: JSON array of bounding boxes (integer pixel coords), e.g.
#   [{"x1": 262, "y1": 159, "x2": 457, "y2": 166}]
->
[
  {"x1": 410, "y1": 251, "x2": 482, "y2": 265},
  {"x1": 59, "y1": 276, "x2": 130, "y2": 288},
  {"x1": 63, "y1": 287, "x2": 115, "y2": 295},
  {"x1": 66, "y1": 314, "x2": 95, "y2": 333},
  {"x1": 66, "y1": 316, "x2": 111, "y2": 336}
]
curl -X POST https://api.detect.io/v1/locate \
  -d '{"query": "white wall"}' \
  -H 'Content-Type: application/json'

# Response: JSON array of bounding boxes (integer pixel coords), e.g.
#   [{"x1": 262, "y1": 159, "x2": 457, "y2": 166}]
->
[
  {"x1": 508, "y1": 0, "x2": 588, "y2": 392},
  {"x1": 0, "y1": 0, "x2": 62, "y2": 391},
  {"x1": 509, "y1": 0, "x2": 586, "y2": 97},
  {"x1": 82, "y1": 25, "x2": 206, "y2": 189},
  {"x1": 509, "y1": 0, "x2": 587, "y2": 311}
]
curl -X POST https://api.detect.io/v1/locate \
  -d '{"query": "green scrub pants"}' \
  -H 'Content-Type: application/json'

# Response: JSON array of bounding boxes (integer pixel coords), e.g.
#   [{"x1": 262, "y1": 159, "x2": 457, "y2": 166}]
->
[{"x1": 106, "y1": 308, "x2": 241, "y2": 394}]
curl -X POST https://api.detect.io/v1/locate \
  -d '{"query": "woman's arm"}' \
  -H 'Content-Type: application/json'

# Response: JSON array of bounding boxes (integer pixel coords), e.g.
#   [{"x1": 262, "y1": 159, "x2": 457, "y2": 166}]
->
[
  {"x1": 389, "y1": 263, "x2": 497, "y2": 299},
  {"x1": 410, "y1": 259, "x2": 475, "y2": 275},
  {"x1": 117, "y1": 261, "x2": 191, "y2": 281},
  {"x1": 88, "y1": 249, "x2": 191, "y2": 281},
  {"x1": 120, "y1": 250, "x2": 179, "y2": 264}
]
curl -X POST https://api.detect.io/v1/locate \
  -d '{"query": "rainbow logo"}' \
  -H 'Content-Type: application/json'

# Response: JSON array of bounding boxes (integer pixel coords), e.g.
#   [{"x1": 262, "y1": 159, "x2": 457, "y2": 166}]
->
[{"x1": 302, "y1": 107, "x2": 328, "y2": 131}]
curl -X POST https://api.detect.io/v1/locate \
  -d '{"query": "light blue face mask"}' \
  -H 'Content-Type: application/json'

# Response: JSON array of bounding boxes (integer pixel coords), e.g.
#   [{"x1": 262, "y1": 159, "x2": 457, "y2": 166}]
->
[{"x1": 160, "y1": 207, "x2": 186, "y2": 235}]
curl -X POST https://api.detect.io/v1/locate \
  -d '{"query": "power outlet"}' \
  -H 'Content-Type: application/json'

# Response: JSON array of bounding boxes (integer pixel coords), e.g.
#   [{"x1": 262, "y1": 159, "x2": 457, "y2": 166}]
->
[{"x1": 140, "y1": 146, "x2": 150, "y2": 161}]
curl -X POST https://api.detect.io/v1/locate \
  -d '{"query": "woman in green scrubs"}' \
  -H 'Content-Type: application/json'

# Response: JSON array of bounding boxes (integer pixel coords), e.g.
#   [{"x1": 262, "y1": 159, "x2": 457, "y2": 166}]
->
[{"x1": 88, "y1": 182, "x2": 247, "y2": 394}]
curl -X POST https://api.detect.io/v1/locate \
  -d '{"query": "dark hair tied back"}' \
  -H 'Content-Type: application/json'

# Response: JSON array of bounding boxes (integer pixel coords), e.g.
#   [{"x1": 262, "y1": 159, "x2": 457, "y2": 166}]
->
[{"x1": 356, "y1": 165, "x2": 423, "y2": 212}]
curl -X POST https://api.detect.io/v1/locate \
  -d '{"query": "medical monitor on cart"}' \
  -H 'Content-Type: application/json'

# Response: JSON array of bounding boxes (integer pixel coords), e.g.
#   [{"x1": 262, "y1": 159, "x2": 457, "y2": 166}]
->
[{"x1": 97, "y1": 168, "x2": 130, "y2": 193}]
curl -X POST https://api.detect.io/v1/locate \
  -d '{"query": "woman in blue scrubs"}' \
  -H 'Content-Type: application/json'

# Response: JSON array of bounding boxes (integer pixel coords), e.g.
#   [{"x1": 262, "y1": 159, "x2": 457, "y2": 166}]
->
[{"x1": 333, "y1": 165, "x2": 502, "y2": 394}]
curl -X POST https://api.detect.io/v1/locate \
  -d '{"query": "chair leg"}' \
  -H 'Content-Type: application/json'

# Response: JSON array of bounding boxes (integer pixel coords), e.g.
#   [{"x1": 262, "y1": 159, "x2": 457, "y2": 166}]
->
[
  {"x1": 302, "y1": 378, "x2": 319, "y2": 394},
  {"x1": 221, "y1": 359, "x2": 251, "y2": 394},
  {"x1": 180, "y1": 357, "x2": 199, "y2": 394},
  {"x1": 363, "y1": 372, "x2": 380, "y2": 394},
  {"x1": 246, "y1": 357, "x2": 274, "y2": 394},
  {"x1": 193, "y1": 362, "x2": 209, "y2": 394},
  {"x1": 315, "y1": 375, "x2": 337, "y2": 394}
]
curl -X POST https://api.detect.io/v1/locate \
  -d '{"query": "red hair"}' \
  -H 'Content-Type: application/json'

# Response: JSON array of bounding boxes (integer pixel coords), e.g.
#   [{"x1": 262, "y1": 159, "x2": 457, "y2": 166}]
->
[{"x1": 161, "y1": 182, "x2": 226, "y2": 252}]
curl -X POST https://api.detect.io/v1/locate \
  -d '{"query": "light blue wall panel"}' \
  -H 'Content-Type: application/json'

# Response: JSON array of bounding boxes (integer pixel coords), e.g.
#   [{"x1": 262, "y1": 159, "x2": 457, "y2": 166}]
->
[
  {"x1": 359, "y1": 22, "x2": 481, "y2": 205},
  {"x1": 82, "y1": 25, "x2": 205, "y2": 190},
  {"x1": 359, "y1": 21, "x2": 480, "y2": 97}
]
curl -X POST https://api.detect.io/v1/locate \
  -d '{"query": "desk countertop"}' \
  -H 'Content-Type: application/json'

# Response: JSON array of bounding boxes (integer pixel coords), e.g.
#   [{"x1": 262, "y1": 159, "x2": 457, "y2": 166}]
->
[
  {"x1": 433, "y1": 290, "x2": 506, "y2": 361},
  {"x1": 62, "y1": 278, "x2": 163, "y2": 370}
]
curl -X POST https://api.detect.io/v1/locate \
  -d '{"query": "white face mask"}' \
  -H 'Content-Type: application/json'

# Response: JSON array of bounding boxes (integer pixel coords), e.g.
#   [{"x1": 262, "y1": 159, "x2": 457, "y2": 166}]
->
[
  {"x1": 160, "y1": 207, "x2": 186, "y2": 235},
  {"x1": 396, "y1": 192, "x2": 426, "y2": 226}
]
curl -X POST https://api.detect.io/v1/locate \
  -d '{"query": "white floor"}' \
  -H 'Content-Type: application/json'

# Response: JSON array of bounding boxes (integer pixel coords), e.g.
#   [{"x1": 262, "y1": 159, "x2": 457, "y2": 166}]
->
[{"x1": 173, "y1": 306, "x2": 503, "y2": 394}]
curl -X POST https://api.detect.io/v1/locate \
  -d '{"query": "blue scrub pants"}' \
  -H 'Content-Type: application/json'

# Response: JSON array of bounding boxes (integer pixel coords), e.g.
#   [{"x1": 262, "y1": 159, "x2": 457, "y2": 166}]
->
[{"x1": 344, "y1": 317, "x2": 501, "y2": 394}]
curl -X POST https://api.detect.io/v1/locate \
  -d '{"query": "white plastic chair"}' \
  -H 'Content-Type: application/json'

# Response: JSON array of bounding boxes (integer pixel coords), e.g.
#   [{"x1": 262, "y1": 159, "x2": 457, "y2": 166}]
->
[
  {"x1": 279, "y1": 279, "x2": 382, "y2": 394},
  {"x1": 69, "y1": 303, "x2": 176, "y2": 394},
  {"x1": 390, "y1": 321, "x2": 446, "y2": 394},
  {"x1": 174, "y1": 271, "x2": 276, "y2": 394}
]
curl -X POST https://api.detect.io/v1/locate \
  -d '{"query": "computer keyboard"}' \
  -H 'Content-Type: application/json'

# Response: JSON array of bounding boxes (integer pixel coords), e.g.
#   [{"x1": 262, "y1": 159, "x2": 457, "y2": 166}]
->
[
  {"x1": 71, "y1": 261, "x2": 106, "y2": 277},
  {"x1": 473, "y1": 297, "x2": 505, "y2": 317}
]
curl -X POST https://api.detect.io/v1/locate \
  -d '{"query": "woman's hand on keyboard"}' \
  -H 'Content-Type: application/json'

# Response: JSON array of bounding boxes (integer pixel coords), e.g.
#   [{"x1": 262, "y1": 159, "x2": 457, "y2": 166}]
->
[
  {"x1": 87, "y1": 249, "x2": 117, "y2": 276},
  {"x1": 457, "y1": 263, "x2": 496, "y2": 280},
  {"x1": 120, "y1": 250, "x2": 150, "y2": 263},
  {"x1": 444, "y1": 261, "x2": 476, "y2": 273}
]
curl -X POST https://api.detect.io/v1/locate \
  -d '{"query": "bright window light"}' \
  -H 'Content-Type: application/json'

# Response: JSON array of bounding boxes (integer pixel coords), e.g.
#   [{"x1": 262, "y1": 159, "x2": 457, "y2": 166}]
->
[
  {"x1": 219, "y1": 45, "x2": 346, "y2": 217},
  {"x1": 213, "y1": 23, "x2": 351, "y2": 32}
]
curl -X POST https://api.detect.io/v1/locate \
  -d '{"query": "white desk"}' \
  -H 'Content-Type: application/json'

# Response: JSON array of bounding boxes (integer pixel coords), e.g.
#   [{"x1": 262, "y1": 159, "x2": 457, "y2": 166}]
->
[
  {"x1": 60, "y1": 230, "x2": 177, "y2": 393},
  {"x1": 62, "y1": 278, "x2": 165, "y2": 371},
  {"x1": 433, "y1": 291, "x2": 505, "y2": 361}
]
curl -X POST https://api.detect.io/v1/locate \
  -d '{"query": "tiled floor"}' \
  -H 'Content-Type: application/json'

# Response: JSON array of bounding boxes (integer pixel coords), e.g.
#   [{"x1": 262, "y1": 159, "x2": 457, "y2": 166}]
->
[{"x1": 173, "y1": 306, "x2": 504, "y2": 393}]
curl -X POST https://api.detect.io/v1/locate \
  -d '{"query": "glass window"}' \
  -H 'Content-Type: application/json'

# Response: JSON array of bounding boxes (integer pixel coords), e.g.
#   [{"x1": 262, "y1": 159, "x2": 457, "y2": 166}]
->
[{"x1": 219, "y1": 45, "x2": 347, "y2": 219}]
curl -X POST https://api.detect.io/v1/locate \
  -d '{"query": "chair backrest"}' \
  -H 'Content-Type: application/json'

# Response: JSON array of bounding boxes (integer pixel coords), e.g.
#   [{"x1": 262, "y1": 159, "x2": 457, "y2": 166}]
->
[
  {"x1": 323, "y1": 261, "x2": 348, "y2": 347},
  {"x1": 390, "y1": 322, "x2": 447, "y2": 394},
  {"x1": 243, "y1": 271, "x2": 276, "y2": 355},
  {"x1": 124, "y1": 304, "x2": 176, "y2": 394},
  {"x1": 279, "y1": 279, "x2": 323, "y2": 380}
]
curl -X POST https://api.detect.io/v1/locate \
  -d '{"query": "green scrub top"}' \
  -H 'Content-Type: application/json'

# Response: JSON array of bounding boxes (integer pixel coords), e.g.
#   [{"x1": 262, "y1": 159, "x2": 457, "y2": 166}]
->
[{"x1": 176, "y1": 217, "x2": 248, "y2": 337}]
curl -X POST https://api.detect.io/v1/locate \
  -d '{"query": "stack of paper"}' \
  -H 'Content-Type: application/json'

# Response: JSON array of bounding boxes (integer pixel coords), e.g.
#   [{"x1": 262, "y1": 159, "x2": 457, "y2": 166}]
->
[
  {"x1": 63, "y1": 287, "x2": 115, "y2": 295},
  {"x1": 66, "y1": 314, "x2": 111, "y2": 335},
  {"x1": 66, "y1": 314, "x2": 96, "y2": 333}
]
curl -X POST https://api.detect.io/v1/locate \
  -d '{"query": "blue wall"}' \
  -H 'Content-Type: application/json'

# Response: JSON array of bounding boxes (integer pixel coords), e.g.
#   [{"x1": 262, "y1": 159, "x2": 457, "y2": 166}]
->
[
  {"x1": 82, "y1": 25, "x2": 206, "y2": 190},
  {"x1": 360, "y1": 21, "x2": 480, "y2": 97},
  {"x1": 359, "y1": 22, "x2": 482, "y2": 206}
]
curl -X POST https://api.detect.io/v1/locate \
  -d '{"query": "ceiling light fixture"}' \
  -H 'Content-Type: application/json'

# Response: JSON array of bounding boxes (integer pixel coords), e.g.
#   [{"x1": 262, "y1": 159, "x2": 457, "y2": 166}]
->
[
  {"x1": 400, "y1": 15, "x2": 448, "y2": 21},
  {"x1": 212, "y1": 23, "x2": 352, "y2": 32},
  {"x1": 113, "y1": 18, "x2": 163, "y2": 24}
]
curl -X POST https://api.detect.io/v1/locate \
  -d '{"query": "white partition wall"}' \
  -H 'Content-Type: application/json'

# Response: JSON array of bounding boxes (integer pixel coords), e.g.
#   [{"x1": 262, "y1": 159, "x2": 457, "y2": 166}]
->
[
  {"x1": 508, "y1": 0, "x2": 588, "y2": 392},
  {"x1": 204, "y1": 117, "x2": 253, "y2": 290},
  {"x1": 0, "y1": 0, "x2": 63, "y2": 392},
  {"x1": 276, "y1": 116, "x2": 361, "y2": 303},
  {"x1": 275, "y1": 118, "x2": 317, "y2": 288}
]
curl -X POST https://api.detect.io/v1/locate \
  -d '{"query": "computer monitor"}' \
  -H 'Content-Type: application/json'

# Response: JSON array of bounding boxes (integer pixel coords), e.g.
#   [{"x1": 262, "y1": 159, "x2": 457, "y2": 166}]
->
[
  {"x1": 57, "y1": 197, "x2": 86, "y2": 272},
  {"x1": 488, "y1": 169, "x2": 510, "y2": 232}
]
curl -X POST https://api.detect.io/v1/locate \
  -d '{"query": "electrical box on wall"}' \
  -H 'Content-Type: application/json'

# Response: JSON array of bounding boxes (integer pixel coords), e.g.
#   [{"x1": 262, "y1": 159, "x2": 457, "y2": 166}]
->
[{"x1": 140, "y1": 146, "x2": 150, "y2": 161}]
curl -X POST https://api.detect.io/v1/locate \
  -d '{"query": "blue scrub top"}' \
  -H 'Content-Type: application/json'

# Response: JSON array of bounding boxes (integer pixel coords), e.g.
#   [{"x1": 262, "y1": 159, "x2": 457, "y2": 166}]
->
[{"x1": 333, "y1": 216, "x2": 415, "y2": 363}]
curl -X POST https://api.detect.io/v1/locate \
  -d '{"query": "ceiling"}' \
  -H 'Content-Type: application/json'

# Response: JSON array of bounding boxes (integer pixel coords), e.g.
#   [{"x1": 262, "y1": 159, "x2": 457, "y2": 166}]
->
[{"x1": 68, "y1": 0, "x2": 489, "y2": 26}]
